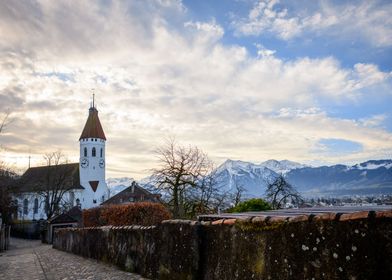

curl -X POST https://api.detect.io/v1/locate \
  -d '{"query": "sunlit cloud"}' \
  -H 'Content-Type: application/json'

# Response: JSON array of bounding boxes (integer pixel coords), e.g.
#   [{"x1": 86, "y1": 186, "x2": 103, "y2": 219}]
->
[
  {"x1": 0, "y1": 0, "x2": 391, "y2": 179},
  {"x1": 232, "y1": 0, "x2": 392, "y2": 47}
]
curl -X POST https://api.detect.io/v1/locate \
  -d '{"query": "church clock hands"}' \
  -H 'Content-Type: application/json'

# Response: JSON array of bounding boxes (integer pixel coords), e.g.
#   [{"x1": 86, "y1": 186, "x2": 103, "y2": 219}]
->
[
  {"x1": 99, "y1": 159, "x2": 105, "y2": 168},
  {"x1": 81, "y1": 158, "x2": 89, "y2": 168}
]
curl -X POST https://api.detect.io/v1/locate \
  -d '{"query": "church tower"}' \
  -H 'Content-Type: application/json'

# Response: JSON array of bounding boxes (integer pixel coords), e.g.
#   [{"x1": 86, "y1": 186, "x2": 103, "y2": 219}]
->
[{"x1": 79, "y1": 97, "x2": 109, "y2": 208}]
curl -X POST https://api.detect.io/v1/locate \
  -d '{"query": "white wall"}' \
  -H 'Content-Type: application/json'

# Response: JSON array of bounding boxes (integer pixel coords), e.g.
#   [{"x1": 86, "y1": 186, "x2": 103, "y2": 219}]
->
[
  {"x1": 79, "y1": 137, "x2": 109, "y2": 209},
  {"x1": 13, "y1": 190, "x2": 83, "y2": 220}
]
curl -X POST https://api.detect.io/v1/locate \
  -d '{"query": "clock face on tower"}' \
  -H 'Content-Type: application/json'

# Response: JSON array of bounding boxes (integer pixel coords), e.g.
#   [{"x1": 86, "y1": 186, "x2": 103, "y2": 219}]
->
[
  {"x1": 81, "y1": 158, "x2": 89, "y2": 168},
  {"x1": 99, "y1": 159, "x2": 105, "y2": 168}
]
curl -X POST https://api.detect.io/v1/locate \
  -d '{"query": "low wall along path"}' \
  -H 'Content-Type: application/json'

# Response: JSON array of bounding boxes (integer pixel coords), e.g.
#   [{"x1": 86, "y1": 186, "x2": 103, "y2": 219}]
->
[{"x1": 53, "y1": 207, "x2": 392, "y2": 280}]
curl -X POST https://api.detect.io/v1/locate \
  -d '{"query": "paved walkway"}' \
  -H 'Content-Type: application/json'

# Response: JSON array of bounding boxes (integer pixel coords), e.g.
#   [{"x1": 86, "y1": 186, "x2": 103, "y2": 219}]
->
[{"x1": 0, "y1": 238, "x2": 148, "y2": 280}]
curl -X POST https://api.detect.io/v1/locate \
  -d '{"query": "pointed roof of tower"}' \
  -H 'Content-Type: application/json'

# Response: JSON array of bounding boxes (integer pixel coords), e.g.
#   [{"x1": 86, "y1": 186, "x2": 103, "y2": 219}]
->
[{"x1": 79, "y1": 105, "x2": 106, "y2": 140}]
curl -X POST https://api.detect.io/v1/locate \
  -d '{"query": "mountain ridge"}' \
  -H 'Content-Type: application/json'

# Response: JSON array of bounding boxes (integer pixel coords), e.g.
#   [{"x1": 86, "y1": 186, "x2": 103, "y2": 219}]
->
[{"x1": 106, "y1": 159, "x2": 392, "y2": 198}]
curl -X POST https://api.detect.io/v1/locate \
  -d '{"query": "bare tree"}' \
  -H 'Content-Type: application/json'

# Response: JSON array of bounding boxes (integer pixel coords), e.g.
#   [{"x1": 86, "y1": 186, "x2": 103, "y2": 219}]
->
[
  {"x1": 232, "y1": 183, "x2": 246, "y2": 207},
  {"x1": 152, "y1": 139, "x2": 212, "y2": 218},
  {"x1": 0, "y1": 111, "x2": 16, "y2": 224},
  {"x1": 265, "y1": 174, "x2": 303, "y2": 209},
  {"x1": 37, "y1": 151, "x2": 75, "y2": 219},
  {"x1": 184, "y1": 169, "x2": 229, "y2": 218},
  {"x1": 0, "y1": 111, "x2": 10, "y2": 135},
  {"x1": 0, "y1": 166, "x2": 17, "y2": 224}
]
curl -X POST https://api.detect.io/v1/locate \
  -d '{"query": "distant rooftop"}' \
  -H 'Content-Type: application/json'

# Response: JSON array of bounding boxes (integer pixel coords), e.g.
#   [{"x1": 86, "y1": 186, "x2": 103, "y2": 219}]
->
[{"x1": 198, "y1": 205, "x2": 392, "y2": 222}]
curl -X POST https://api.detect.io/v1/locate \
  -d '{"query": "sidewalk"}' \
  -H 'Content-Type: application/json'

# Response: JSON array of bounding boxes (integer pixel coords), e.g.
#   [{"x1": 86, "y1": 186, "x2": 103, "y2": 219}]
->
[{"x1": 0, "y1": 238, "x2": 148, "y2": 280}]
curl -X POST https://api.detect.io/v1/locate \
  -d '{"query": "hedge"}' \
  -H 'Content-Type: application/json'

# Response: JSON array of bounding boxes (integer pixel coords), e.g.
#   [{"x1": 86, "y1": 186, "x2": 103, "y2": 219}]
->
[
  {"x1": 227, "y1": 198, "x2": 271, "y2": 213},
  {"x1": 82, "y1": 202, "x2": 172, "y2": 227}
]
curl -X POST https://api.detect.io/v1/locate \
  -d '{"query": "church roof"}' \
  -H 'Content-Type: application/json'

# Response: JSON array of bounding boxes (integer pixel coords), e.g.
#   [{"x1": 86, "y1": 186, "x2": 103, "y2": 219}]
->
[
  {"x1": 14, "y1": 163, "x2": 83, "y2": 193},
  {"x1": 79, "y1": 107, "x2": 106, "y2": 140}
]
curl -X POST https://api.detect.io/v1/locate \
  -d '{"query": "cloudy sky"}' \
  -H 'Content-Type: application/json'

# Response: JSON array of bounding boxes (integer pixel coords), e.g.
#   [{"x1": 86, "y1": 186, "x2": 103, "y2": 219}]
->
[{"x1": 0, "y1": 0, "x2": 391, "y2": 179}]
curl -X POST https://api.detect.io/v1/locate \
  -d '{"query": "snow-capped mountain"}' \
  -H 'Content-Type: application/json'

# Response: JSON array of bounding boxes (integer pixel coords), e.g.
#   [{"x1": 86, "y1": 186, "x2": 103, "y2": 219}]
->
[
  {"x1": 352, "y1": 160, "x2": 392, "y2": 170},
  {"x1": 107, "y1": 159, "x2": 392, "y2": 199},
  {"x1": 286, "y1": 160, "x2": 392, "y2": 196},
  {"x1": 215, "y1": 159, "x2": 392, "y2": 197},
  {"x1": 106, "y1": 177, "x2": 135, "y2": 196},
  {"x1": 214, "y1": 159, "x2": 302, "y2": 197},
  {"x1": 260, "y1": 159, "x2": 307, "y2": 174}
]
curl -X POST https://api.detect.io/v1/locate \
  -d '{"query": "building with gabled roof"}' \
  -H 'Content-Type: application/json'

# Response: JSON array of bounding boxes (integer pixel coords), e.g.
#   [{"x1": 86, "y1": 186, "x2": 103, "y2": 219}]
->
[
  {"x1": 102, "y1": 181, "x2": 161, "y2": 205},
  {"x1": 16, "y1": 163, "x2": 82, "y2": 193},
  {"x1": 13, "y1": 100, "x2": 110, "y2": 220}
]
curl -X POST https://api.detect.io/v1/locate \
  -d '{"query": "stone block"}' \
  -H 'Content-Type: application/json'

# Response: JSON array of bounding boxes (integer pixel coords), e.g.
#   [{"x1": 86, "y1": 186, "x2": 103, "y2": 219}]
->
[{"x1": 339, "y1": 211, "x2": 369, "y2": 221}]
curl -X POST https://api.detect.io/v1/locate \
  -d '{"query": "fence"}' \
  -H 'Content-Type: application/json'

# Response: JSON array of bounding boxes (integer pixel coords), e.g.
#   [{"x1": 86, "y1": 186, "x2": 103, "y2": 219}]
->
[
  {"x1": 10, "y1": 220, "x2": 43, "y2": 239},
  {"x1": 0, "y1": 225, "x2": 10, "y2": 251}
]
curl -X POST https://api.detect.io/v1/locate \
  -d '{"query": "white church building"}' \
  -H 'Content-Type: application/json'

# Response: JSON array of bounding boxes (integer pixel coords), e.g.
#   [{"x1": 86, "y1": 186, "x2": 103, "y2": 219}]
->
[{"x1": 14, "y1": 102, "x2": 110, "y2": 220}]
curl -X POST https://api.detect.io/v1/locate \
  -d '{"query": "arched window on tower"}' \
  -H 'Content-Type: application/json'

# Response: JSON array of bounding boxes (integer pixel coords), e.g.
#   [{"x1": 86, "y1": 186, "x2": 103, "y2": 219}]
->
[
  {"x1": 84, "y1": 147, "x2": 87, "y2": 157},
  {"x1": 23, "y1": 199, "x2": 28, "y2": 215},
  {"x1": 100, "y1": 148, "x2": 103, "y2": 158},
  {"x1": 92, "y1": 147, "x2": 96, "y2": 157}
]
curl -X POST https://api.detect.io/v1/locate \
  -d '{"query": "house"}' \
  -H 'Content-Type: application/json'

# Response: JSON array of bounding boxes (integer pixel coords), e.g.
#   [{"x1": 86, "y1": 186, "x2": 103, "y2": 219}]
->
[
  {"x1": 102, "y1": 181, "x2": 161, "y2": 205},
  {"x1": 46, "y1": 206, "x2": 82, "y2": 243},
  {"x1": 12, "y1": 100, "x2": 110, "y2": 220}
]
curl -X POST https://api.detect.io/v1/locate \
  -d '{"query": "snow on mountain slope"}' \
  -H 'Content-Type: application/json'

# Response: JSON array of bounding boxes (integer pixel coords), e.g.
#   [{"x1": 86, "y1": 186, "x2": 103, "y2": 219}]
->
[
  {"x1": 216, "y1": 159, "x2": 392, "y2": 197},
  {"x1": 107, "y1": 159, "x2": 392, "y2": 199},
  {"x1": 215, "y1": 159, "x2": 279, "y2": 197},
  {"x1": 106, "y1": 177, "x2": 134, "y2": 196},
  {"x1": 260, "y1": 159, "x2": 307, "y2": 174},
  {"x1": 352, "y1": 160, "x2": 392, "y2": 170}
]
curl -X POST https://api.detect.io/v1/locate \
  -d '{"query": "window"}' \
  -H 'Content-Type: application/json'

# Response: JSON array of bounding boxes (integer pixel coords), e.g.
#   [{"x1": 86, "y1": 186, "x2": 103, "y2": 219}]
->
[
  {"x1": 93, "y1": 199, "x2": 97, "y2": 204},
  {"x1": 100, "y1": 148, "x2": 103, "y2": 158},
  {"x1": 92, "y1": 147, "x2": 96, "y2": 157},
  {"x1": 33, "y1": 198, "x2": 39, "y2": 214},
  {"x1": 23, "y1": 199, "x2": 28, "y2": 215},
  {"x1": 76, "y1": 198, "x2": 81, "y2": 207},
  {"x1": 84, "y1": 147, "x2": 87, "y2": 157}
]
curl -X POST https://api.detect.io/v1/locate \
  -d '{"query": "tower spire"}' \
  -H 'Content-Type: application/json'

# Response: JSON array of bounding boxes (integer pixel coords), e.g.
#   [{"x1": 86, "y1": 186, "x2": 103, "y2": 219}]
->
[{"x1": 90, "y1": 88, "x2": 95, "y2": 109}]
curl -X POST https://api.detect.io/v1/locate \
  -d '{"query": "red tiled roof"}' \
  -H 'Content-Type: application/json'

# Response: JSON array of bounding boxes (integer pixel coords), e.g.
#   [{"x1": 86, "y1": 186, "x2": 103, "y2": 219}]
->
[{"x1": 79, "y1": 107, "x2": 106, "y2": 140}]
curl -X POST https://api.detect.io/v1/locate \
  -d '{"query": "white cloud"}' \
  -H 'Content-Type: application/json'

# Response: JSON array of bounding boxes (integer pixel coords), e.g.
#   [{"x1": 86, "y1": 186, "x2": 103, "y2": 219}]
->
[
  {"x1": 0, "y1": 0, "x2": 391, "y2": 178},
  {"x1": 232, "y1": 0, "x2": 392, "y2": 47},
  {"x1": 359, "y1": 114, "x2": 387, "y2": 128}
]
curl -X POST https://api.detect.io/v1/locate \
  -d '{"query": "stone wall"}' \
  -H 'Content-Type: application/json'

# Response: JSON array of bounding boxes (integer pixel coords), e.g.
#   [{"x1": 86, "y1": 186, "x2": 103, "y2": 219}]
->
[{"x1": 53, "y1": 210, "x2": 392, "y2": 280}]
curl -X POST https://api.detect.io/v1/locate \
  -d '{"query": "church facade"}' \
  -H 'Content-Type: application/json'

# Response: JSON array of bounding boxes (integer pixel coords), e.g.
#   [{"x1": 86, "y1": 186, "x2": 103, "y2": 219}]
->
[{"x1": 13, "y1": 103, "x2": 110, "y2": 220}]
